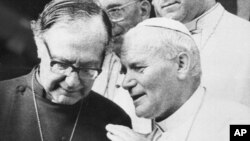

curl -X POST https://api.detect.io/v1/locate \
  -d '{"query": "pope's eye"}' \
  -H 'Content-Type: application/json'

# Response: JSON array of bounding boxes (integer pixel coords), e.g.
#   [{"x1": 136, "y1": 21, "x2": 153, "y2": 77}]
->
[{"x1": 133, "y1": 66, "x2": 146, "y2": 73}]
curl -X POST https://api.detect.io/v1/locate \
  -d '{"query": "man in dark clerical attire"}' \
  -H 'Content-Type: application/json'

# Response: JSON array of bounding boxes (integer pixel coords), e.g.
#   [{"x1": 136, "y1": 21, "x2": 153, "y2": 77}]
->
[{"x1": 0, "y1": 0, "x2": 131, "y2": 141}]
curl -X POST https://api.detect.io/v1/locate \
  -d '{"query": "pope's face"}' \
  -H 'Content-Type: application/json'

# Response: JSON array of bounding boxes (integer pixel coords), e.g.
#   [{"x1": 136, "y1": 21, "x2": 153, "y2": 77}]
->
[
  {"x1": 152, "y1": 0, "x2": 206, "y2": 23},
  {"x1": 120, "y1": 34, "x2": 180, "y2": 119},
  {"x1": 38, "y1": 17, "x2": 107, "y2": 105}
]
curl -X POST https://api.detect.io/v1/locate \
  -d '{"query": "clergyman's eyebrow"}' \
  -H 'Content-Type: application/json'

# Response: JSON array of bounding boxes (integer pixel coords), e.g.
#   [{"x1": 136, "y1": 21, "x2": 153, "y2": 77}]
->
[{"x1": 52, "y1": 57, "x2": 100, "y2": 67}]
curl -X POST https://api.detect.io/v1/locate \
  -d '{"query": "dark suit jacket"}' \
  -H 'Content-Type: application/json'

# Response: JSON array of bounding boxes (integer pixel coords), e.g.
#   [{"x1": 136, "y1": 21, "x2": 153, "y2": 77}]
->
[{"x1": 0, "y1": 70, "x2": 131, "y2": 141}]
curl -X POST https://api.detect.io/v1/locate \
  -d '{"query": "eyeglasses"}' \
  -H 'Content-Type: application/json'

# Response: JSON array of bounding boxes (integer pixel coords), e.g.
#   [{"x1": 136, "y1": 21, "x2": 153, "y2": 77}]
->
[
  {"x1": 106, "y1": 1, "x2": 139, "y2": 22},
  {"x1": 43, "y1": 41, "x2": 102, "y2": 79}
]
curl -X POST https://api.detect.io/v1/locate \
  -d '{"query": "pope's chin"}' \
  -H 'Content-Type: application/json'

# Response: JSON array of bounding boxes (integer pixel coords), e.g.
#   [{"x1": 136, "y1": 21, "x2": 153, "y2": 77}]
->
[{"x1": 134, "y1": 104, "x2": 155, "y2": 119}]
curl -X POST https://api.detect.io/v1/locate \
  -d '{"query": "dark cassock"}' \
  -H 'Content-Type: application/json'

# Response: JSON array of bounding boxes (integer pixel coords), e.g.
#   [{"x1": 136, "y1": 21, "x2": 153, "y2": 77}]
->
[{"x1": 0, "y1": 69, "x2": 132, "y2": 141}]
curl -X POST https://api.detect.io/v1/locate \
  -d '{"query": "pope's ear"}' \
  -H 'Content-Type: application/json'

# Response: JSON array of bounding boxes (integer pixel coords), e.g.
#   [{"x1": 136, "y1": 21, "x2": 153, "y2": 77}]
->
[
  {"x1": 176, "y1": 52, "x2": 190, "y2": 80},
  {"x1": 139, "y1": 0, "x2": 151, "y2": 20}
]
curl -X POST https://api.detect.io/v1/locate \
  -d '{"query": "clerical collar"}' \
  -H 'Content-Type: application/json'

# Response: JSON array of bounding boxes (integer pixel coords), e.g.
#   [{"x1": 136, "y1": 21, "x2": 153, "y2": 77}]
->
[
  {"x1": 155, "y1": 86, "x2": 206, "y2": 133},
  {"x1": 185, "y1": 3, "x2": 224, "y2": 32}
]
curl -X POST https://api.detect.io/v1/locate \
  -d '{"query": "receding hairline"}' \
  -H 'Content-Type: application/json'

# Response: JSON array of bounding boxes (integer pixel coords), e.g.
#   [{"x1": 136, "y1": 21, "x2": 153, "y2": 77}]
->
[{"x1": 44, "y1": 15, "x2": 107, "y2": 37}]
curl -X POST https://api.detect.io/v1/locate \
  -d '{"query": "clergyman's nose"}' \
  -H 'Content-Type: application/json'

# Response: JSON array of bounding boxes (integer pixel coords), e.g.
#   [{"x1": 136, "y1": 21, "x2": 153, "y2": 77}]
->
[{"x1": 65, "y1": 72, "x2": 81, "y2": 89}]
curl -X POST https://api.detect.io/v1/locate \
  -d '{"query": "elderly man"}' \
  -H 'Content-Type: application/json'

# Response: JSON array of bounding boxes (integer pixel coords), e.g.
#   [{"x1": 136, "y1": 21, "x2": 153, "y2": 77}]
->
[
  {"x1": 0, "y1": 0, "x2": 131, "y2": 140},
  {"x1": 105, "y1": 18, "x2": 250, "y2": 141},
  {"x1": 92, "y1": 0, "x2": 152, "y2": 133},
  {"x1": 151, "y1": 0, "x2": 250, "y2": 107}
]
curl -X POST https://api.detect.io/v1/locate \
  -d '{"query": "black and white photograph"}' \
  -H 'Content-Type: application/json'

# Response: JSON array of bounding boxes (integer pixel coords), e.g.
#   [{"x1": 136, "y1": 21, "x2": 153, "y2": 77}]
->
[{"x1": 0, "y1": 0, "x2": 250, "y2": 141}]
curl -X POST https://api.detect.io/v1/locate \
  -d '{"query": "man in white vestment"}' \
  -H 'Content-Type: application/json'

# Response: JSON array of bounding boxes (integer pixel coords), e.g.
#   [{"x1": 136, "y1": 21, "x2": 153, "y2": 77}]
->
[
  {"x1": 105, "y1": 18, "x2": 250, "y2": 141},
  {"x1": 152, "y1": 0, "x2": 250, "y2": 107}
]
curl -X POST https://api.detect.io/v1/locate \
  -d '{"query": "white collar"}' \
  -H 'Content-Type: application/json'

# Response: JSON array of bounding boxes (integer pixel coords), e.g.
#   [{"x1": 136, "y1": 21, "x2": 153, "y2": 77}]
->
[{"x1": 155, "y1": 86, "x2": 206, "y2": 133}]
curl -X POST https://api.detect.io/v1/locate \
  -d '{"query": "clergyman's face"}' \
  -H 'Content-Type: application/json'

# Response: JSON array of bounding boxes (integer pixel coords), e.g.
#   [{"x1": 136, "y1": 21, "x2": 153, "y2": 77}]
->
[
  {"x1": 152, "y1": 0, "x2": 205, "y2": 23},
  {"x1": 99, "y1": 0, "x2": 143, "y2": 46},
  {"x1": 38, "y1": 17, "x2": 107, "y2": 105},
  {"x1": 120, "y1": 33, "x2": 179, "y2": 119}
]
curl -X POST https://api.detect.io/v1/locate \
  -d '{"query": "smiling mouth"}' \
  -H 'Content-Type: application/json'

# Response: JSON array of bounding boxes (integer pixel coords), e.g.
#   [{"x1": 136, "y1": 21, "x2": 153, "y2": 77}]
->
[
  {"x1": 131, "y1": 93, "x2": 145, "y2": 101},
  {"x1": 61, "y1": 87, "x2": 79, "y2": 93}
]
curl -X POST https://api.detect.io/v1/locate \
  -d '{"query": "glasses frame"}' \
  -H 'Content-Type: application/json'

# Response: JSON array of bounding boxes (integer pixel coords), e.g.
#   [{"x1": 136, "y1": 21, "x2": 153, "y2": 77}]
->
[
  {"x1": 43, "y1": 41, "x2": 102, "y2": 79},
  {"x1": 106, "y1": 0, "x2": 139, "y2": 22}
]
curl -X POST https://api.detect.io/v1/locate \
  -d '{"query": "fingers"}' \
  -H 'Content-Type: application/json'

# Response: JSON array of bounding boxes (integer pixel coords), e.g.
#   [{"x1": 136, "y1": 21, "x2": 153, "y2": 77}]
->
[
  {"x1": 105, "y1": 124, "x2": 148, "y2": 141},
  {"x1": 106, "y1": 131, "x2": 124, "y2": 141},
  {"x1": 106, "y1": 124, "x2": 131, "y2": 138}
]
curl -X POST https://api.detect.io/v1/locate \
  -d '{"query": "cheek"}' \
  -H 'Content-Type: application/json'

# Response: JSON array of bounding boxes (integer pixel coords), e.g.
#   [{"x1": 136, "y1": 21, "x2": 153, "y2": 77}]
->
[
  {"x1": 82, "y1": 79, "x2": 94, "y2": 90},
  {"x1": 142, "y1": 66, "x2": 174, "y2": 102},
  {"x1": 140, "y1": 72, "x2": 164, "y2": 102},
  {"x1": 112, "y1": 24, "x2": 126, "y2": 37},
  {"x1": 123, "y1": 9, "x2": 141, "y2": 28},
  {"x1": 144, "y1": 68, "x2": 169, "y2": 90},
  {"x1": 39, "y1": 61, "x2": 64, "y2": 91}
]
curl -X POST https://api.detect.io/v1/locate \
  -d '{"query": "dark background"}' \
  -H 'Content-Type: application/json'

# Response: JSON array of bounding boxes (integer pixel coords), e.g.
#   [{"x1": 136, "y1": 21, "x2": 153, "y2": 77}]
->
[
  {"x1": 0, "y1": 0, "x2": 237, "y2": 80},
  {"x1": 0, "y1": 0, "x2": 51, "y2": 80}
]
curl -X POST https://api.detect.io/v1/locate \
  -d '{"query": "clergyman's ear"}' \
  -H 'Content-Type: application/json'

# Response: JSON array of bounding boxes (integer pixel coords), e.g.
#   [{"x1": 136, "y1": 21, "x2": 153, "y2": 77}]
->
[
  {"x1": 139, "y1": 0, "x2": 151, "y2": 20},
  {"x1": 30, "y1": 19, "x2": 50, "y2": 61},
  {"x1": 34, "y1": 36, "x2": 45, "y2": 59},
  {"x1": 176, "y1": 52, "x2": 190, "y2": 80}
]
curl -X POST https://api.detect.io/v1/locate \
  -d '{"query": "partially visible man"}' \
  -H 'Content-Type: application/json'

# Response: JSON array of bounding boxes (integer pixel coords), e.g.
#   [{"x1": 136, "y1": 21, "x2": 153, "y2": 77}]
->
[
  {"x1": 237, "y1": 0, "x2": 250, "y2": 20},
  {"x1": 105, "y1": 18, "x2": 250, "y2": 141},
  {"x1": 98, "y1": 0, "x2": 151, "y2": 51},
  {"x1": 0, "y1": 0, "x2": 131, "y2": 140},
  {"x1": 92, "y1": 0, "x2": 152, "y2": 133},
  {"x1": 152, "y1": 0, "x2": 250, "y2": 107}
]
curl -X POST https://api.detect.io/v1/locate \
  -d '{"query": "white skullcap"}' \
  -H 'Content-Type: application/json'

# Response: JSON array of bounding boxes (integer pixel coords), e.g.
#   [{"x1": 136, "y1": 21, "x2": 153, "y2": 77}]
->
[{"x1": 137, "y1": 17, "x2": 191, "y2": 36}]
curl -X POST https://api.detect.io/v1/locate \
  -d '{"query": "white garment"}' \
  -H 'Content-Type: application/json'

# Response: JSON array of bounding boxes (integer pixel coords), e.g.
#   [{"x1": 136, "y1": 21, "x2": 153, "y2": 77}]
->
[
  {"x1": 92, "y1": 53, "x2": 152, "y2": 134},
  {"x1": 186, "y1": 3, "x2": 250, "y2": 107},
  {"x1": 148, "y1": 86, "x2": 250, "y2": 141}
]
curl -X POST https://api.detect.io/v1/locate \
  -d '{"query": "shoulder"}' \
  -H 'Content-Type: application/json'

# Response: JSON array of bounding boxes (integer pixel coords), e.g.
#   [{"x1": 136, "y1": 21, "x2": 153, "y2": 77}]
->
[
  {"x1": 86, "y1": 91, "x2": 132, "y2": 127},
  {"x1": 214, "y1": 10, "x2": 250, "y2": 52},
  {"x1": 220, "y1": 10, "x2": 250, "y2": 33},
  {"x1": 190, "y1": 98, "x2": 250, "y2": 141},
  {"x1": 0, "y1": 74, "x2": 29, "y2": 95},
  {"x1": 0, "y1": 73, "x2": 31, "y2": 109},
  {"x1": 201, "y1": 97, "x2": 250, "y2": 123},
  {"x1": 0, "y1": 73, "x2": 31, "y2": 130}
]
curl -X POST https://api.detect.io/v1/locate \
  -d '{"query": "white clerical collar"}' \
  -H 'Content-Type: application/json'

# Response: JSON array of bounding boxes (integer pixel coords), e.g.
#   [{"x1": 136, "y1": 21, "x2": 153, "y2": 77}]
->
[
  {"x1": 155, "y1": 86, "x2": 206, "y2": 133},
  {"x1": 185, "y1": 3, "x2": 225, "y2": 32}
]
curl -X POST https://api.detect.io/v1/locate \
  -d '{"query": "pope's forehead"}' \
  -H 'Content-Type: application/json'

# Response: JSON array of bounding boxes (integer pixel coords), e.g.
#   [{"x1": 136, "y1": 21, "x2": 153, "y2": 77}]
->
[
  {"x1": 121, "y1": 38, "x2": 160, "y2": 60},
  {"x1": 123, "y1": 26, "x2": 164, "y2": 48},
  {"x1": 121, "y1": 26, "x2": 177, "y2": 60}
]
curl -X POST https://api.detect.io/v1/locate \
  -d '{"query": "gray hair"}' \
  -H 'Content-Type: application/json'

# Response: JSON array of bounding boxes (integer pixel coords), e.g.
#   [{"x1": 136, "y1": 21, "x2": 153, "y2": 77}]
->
[
  {"x1": 30, "y1": 0, "x2": 112, "y2": 59},
  {"x1": 31, "y1": 0, "x2": 111, "y2": 39}
]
